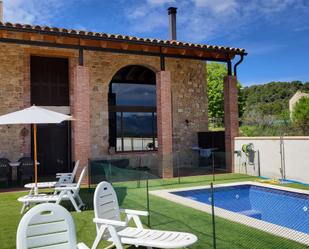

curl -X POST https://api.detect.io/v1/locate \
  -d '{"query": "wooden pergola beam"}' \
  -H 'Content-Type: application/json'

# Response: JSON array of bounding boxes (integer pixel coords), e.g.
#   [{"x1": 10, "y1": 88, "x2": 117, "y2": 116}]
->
[{"x1": 0, "y1": 29, "x2": 237, "y2": 61}]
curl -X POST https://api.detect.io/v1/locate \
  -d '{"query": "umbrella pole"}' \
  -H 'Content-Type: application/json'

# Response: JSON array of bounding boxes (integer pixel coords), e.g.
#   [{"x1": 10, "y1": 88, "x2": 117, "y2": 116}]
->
[{"x1": 33, "y1": 124, "x2": 38, "y2": 195}]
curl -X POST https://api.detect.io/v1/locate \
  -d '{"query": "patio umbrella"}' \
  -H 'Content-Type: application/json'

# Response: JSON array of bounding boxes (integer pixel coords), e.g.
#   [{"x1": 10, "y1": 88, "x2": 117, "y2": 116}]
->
[{"x1": 0, "y1": 105, "x2": 73, "y2": 194}]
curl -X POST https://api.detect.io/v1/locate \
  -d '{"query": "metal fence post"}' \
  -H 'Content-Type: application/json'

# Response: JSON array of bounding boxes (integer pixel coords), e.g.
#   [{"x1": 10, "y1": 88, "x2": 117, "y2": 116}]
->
[
  {"x1": 212, "y1": 152, "x2": 215, "y2": 182},
  {"x1": 177, "y1": 153, "x2": 181, "y2": 184},
  {"x1": 211, "y1": 182, "x2": 217, "y2": 249},
  {"x1": 257, "y1": 150, "x2": 261, "y2": 177},
  {"x1": 146, "y1": 173, "x2": 151, "y2": 228},
  {"x1": 88, "y1": 159, "x2": 91, "y2": 190}
]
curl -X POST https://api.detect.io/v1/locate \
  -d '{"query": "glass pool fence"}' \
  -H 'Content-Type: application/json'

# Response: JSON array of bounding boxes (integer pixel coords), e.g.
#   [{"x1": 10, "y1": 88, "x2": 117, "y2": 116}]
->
[{"x1": 87, "y1": 154, "x2": 308, "y2": 249}]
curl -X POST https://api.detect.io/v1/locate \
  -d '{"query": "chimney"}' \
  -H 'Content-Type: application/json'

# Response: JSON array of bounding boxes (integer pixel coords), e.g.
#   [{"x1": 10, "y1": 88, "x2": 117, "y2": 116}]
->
[
  {"x1": 0, "y1": 1, "x2": 3, "y2": 22},
  {"x1": 168, "y1": 7, "x2": 177, "y2": 40}
]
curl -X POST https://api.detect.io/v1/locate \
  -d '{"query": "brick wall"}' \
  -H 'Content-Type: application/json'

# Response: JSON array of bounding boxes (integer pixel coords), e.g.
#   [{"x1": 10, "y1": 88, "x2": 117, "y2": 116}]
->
[
  {"x1": 156, "y1": 71, "x2": 173, "y2": 177},
  {"x1": 224, "y1": 75, "x2": 239, "y2": 172},
  {"x1": 72, "y1": 66, "x2": 90, "y2": 181}
]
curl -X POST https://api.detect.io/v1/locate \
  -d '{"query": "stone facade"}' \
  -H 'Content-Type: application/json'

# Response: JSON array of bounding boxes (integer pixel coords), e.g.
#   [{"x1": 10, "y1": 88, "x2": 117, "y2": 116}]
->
[
  {"x1": 84, "y1": 51, "x2": 161, "y2": 158},
  {"x1": 0, "y1": 43, "x2": 25, "y2": 160},
  {"x1": 0, "y1": 42, "x2": 79, "y2": 161},
  {"x1": 85, "y1": 52, "x2": 208, "y2": 172},
  {"x1": 0, "y1": 42, "x2": 208, "y2": 178},
  {"x1": 166, "y1": 58, "x2": 208, "y2": 168}
]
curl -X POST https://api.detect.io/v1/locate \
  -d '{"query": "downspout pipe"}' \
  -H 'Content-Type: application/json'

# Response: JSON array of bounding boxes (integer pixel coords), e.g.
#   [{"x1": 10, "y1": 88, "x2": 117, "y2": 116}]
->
[
  {"x1": 233, "y1": 54, "x2": 244, "y2": 77},
  {"x1": 79, "y1": 47, "x2": 84, "y2": 66},
  {"x1": 227, "y1": 61, "x2": 232, "y2": 75}
]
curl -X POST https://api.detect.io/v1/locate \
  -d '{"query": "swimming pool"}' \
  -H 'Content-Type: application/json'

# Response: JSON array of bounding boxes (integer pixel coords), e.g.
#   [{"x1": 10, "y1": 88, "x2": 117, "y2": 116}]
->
[
  {"x1": 174, "y1": 184, "x2": 309, "y2": 233},
  {"x1": 151, "y1": 182, "x2": 309, "y2": 245}
]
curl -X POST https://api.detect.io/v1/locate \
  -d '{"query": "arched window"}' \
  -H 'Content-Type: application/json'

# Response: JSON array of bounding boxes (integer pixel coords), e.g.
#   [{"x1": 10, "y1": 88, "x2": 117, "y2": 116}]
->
[{"x1": 108, "y1": 65, "x2": 157, "y2": 152}]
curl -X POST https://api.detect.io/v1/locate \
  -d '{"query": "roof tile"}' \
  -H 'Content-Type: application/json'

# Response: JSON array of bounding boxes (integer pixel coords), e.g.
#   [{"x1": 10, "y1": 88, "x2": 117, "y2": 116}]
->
[{"x1": 0, "y1": 22, "x2": 246, "y2": 54}]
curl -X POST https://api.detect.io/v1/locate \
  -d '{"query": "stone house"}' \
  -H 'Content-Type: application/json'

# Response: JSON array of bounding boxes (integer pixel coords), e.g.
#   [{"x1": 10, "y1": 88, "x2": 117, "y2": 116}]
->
[{"x1": 0, "y1": 7, "x2": 246, "y2": 181}]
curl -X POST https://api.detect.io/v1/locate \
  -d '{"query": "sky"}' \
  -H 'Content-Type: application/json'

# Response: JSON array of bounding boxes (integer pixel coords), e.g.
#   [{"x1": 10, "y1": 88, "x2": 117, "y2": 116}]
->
[{"x1": 3, "y1": 0, "x2": 309, "y2": 86}]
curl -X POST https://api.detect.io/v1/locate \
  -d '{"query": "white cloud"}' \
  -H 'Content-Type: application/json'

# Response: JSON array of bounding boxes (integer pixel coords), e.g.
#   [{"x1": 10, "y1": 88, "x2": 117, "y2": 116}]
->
[
  {"x1": 129, "y1": 6, "x2": 149, "y2": 19},
  {"x1": 125, "y1": 2, "x2": 170, "y2": 33},
  {"x1": 124, "y1": 0, "x2": 309, "y2": 43},
  {"x1": 293, "y1": 26, "x2": 309, "y2": 32},
  {"x1": 193, "y1": 0, "x2": 237, "y2": 14},
  {"x1": 2, "y1": 0, "x2": 72, "y2": 24},
  {"x1": 243, "y1": 43, "x2": 286, "y2": 56},
  {"x1": 256, "y1": 0, "x2": 297, "y2": 14},
  {"x1": 147, "y1": 0, "x2": 176, "y2": 6}
]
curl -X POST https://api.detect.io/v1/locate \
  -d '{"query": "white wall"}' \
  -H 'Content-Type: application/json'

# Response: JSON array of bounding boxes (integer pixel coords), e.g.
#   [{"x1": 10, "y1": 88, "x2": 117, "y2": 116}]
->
[{"x1": 234, "y1": 137, "x2": 309, "y2": 184}]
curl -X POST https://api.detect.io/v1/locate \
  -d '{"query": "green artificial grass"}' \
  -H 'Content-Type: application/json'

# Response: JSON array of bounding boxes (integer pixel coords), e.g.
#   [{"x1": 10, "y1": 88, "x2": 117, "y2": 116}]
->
[{"x1": 1, "y1": 173, "x2": 308, "y2": 249}]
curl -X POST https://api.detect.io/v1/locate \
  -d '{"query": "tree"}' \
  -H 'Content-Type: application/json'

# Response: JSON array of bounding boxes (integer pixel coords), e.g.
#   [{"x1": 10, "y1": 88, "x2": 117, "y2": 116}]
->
[
  {"x1": 207, "y1": 62, "x2": 243, "y2": 126},
  {"x1": 292, "y1": 97, "x2": 309, "y2": 135}
]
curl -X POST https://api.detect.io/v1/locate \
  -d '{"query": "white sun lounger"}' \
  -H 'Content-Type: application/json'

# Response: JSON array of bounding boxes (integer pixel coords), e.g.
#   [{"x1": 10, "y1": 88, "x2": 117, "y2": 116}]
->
[
  {"x1": 56, "y1": 160, "x2": 80, "y2": 184},
  {"x1": 24, "y1": 160, "x2": 80, "y2": 195},
  {"x1": 91, "y1": 181, "x2": 198, "y2": 249},
  {"x1": 16, "y1": 203, "x2": 89, "y2": 249},
  {"x1": 18, "y1": 167, "x2": 86, "y2": 214}
]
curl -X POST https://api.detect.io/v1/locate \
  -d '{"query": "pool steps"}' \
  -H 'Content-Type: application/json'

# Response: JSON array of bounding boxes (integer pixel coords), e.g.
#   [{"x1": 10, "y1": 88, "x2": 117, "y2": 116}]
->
[{"x1": 237, "y1": 209, "x2": 262, "y2": 219}]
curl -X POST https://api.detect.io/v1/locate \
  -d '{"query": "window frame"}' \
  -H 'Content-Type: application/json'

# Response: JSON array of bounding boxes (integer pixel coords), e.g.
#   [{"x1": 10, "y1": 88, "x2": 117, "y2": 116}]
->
[{"x1": 108, "y1": 82, "x2": 157, "y2": 153}]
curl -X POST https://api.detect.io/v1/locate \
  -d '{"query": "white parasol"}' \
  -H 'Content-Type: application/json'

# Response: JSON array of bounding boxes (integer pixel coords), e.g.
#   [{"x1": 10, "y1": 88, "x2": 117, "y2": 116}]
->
[{"x1": 0, "y1": 105, "x2": 73, "y2": 194}]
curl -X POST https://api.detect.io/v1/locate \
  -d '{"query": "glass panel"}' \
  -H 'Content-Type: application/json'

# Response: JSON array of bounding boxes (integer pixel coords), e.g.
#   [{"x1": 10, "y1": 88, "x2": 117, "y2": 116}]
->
[
  {"x1": 112, "y1": 83, "x2": 156, "y2": 107},
  {"x1": 116, "y1": 112, "x2": 122, "y2": 151},
  {"x1": 122, "y1": 112, "x2": 156, "y2": 151},
  {"x1": 153, "y1": 113, "x2": 158, "y2": 150}
]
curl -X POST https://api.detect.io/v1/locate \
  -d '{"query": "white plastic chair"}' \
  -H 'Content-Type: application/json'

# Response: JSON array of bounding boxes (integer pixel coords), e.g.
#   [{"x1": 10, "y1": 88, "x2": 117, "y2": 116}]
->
[
  {"x1": 16, "y1": 203, "x2": 89, "y2": 249},
  {"x1": 91, "y1": 181, "x2": 198, "y2": 249},
  {"x1": 18, "y1": 167, "x2": 86, "y2": 214}
]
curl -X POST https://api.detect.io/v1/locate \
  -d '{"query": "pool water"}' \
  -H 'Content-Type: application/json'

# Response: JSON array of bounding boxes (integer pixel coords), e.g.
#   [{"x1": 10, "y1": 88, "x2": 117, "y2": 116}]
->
[{"x1": 173, "y1": 185, "x2": 309, "y2": 233}]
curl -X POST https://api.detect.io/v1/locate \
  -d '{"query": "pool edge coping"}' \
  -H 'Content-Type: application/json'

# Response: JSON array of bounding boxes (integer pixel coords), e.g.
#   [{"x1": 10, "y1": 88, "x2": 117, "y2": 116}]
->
[{"x1": 150, "y1": 181, "x2": 309, "y2": 246}]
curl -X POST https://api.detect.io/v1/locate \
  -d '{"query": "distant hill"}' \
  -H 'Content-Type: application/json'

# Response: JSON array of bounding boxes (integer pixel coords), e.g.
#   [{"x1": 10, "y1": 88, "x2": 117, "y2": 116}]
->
[
  {"x1": 241, "y1": 81, "x2": 309, "y2": 121},
  {"x1": 117, "y1": 114, "x2": 155, "y2": 137}
]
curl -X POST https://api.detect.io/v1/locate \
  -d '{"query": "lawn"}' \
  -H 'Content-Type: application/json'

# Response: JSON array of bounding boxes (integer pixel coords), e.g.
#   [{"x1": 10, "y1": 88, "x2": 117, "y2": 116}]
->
[{"x1": 1, "y1": 173, "x2": 308, "y2": 249}]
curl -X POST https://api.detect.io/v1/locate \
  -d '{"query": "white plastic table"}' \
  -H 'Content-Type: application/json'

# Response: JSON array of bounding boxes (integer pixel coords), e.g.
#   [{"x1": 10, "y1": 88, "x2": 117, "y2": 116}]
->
[{"x1": 9, "y1": 161, "x2": 40, "y2": 182}]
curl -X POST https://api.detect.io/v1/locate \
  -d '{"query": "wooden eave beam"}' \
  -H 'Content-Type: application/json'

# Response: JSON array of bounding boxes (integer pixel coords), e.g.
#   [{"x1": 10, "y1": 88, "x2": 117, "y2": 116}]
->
[{"x1": 0, "y1": 29, "x2": 236, "y2": 61}]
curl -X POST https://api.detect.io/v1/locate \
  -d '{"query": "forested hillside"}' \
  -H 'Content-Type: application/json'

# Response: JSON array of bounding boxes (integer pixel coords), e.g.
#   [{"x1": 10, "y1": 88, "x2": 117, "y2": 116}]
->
[
  {"x1": 242, "y1": 81, "x2": 309, "y2": 120},
  {"x1": 240, "y1": 81, "x2": 309, "y2": 136}
]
